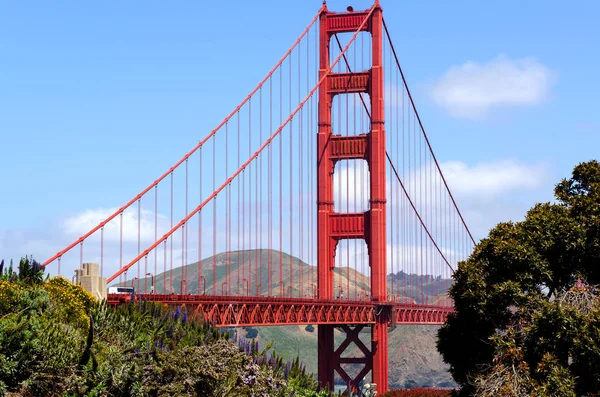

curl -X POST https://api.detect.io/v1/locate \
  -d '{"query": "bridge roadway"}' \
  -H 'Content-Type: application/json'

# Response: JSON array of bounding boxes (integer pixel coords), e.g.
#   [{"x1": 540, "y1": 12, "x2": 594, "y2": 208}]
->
[{"x1": 107, "y1": 294, "x2": 452, "y2": 327}]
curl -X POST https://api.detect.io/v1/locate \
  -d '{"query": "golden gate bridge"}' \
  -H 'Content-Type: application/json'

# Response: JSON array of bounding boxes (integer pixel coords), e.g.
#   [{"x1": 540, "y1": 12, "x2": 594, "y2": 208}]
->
[{"x1": 42, "y1": 2, "x2": 475, "y2": 393}]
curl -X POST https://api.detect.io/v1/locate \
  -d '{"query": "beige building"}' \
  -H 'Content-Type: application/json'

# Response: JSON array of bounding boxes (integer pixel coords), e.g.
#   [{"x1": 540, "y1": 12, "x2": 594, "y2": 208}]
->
[{"x1": 74, "y1": 262, "x2": 107, "y2": 300}]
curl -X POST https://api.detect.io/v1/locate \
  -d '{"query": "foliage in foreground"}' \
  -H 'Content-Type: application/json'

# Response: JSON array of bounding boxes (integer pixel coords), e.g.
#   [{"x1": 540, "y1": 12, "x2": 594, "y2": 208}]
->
[
  {"x1": 437, "y1": 160, "x2": 600, "y2": 396},
  {"x1": 0, "y1": 258, "x2": 330, "y2": 396},
  {"x1": 381, "y1": 388, "x2": 452, "y2": 396}
]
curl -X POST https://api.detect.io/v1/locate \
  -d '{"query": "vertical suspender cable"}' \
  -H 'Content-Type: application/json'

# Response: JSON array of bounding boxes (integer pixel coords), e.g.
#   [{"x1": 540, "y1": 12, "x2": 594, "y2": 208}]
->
[
  {"x1": 242, "y1": 109, "x2": 246, "y2": 295},
  {"x1": 120, "y1": 212, "x2": 123, "y2": 285},
  {"x1": 390, "y1": 39, "x2": 394, "y2": 300},
  {"x1": 163, "y1": 239, "x2": 167, "y2": 293},
  {"x1": 184, "y1": 160, "x2": 188, "y2": 287},
  {"x1": 404, "y1": 78, "x2": 409, "y2": 299},
  {"x1": 226, "y1": 123, "x2": 230, "y2": 295},
  {"x1": 199, "y1": 148, "x2": 203, "y2": 295},
  {"x1": 289, "y1": 54, "x2": 294, "y2": 298},
  {"x1": 100, "y1": 227, "x2": 104, "y2": 278},
  {"x1": 170, "y1": 172, "x2": 174, "y2": 292},
  {"x1": 154, "y1": 185, "x2": 158, "y2": 293},
  {"x1": 299, "y1": 38, "x2": 304, "y2": 298},
  {"x1": 213, "y1": 136, "x2": 217, "y2": 295},
  {"x1": 248, "y1": 98, "x2": 252, "y2": 295},
  {"x1": 279, "y1": 65, "x2": 283, "y2": 297},
  {"x1": 353, "y1": 37, "x2": 358, "y2": 300},
  {"x1": 269, "y1": 77, "x2": 273, "y2": 295},
  {"x1": 345, "y1": 70, "x2": 350, "y2": 300},
  {"x1": 259, "y1": 88, "x2": 263, "y2": 296},
  {"x1": 237, "y1": 111, "x2": 241, "y2": 295},
  {"x1": 181, "y1": 226, "x2": 185, "y2": 293},
  {"x1": 138, "y1": 198, "x2": 141, "y2": 291}
]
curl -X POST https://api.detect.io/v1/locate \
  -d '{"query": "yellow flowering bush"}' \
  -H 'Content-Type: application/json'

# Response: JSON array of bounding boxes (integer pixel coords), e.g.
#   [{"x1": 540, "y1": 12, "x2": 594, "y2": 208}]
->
[
  {"x1": 0, "y1": 280, "x2": 22, "y2": 316},
  {"x1": 44, "y1": 276, "x2": 96, "y2": 326}
]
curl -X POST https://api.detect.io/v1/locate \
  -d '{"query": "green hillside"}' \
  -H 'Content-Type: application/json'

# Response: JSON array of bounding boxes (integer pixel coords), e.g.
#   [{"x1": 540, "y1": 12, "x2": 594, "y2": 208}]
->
[{"x1": 122, "y1": 249, "x2": 455, "y2": 389}]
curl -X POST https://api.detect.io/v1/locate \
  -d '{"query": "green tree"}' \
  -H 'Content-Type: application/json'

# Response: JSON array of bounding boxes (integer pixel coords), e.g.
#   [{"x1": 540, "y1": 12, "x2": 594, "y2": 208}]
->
[{"x1": 437, "y1": 160, "x2": 600, "y2": 396}]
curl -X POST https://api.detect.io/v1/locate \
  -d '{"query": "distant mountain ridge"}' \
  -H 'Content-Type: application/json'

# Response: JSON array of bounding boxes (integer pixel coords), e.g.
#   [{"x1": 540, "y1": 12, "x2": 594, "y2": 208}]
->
[{"x1": 123, "y1": 249, "x2": 451, "y2": 304}]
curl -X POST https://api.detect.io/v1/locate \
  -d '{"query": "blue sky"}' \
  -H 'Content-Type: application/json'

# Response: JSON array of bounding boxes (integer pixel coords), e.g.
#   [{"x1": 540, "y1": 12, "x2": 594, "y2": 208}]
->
[{"x1": 1, "y1": 1, "x2": 599, "y2": 278}]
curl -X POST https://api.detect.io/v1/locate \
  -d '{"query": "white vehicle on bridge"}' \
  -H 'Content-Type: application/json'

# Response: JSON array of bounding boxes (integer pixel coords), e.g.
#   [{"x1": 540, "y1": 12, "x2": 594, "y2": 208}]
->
[{"x1": 107, "y1": 287, "x2": 134, "y2": 294}]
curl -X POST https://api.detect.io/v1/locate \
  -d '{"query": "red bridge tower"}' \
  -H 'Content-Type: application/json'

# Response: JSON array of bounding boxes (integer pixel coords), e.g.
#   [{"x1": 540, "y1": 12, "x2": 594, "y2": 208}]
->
[{"x1": 317, "y1": 2, "x2": 389, "y2": 392}]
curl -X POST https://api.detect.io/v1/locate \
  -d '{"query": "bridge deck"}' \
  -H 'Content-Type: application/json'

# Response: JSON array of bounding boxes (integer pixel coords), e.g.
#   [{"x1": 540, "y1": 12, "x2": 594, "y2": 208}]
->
[{"x1": 107, "y1": 294, "x2": 452, "y2": 327}]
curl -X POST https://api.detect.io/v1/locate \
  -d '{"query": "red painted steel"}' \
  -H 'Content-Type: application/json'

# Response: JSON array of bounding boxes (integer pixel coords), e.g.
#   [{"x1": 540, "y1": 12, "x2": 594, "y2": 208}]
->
[
  {"x1": 326, "y1": 11, "x2": 371, "y2": 33},
  {"x1": 329, "y1": 213, "x2": 366, "y2": 239},
  {"x1": 334, "y1": 325, "x2": 372, "y2": 394},
  {"x1": 327, "y1": 71, "x2": 370, "y2": 94},
  {"x1": 330, "y1": 134, "x2": 368, "y2": 159},
  {"x1": 317, "y1": 2, "x2": 336, "y2": 390},
  {"x1": 106, "y1": 294, "x2": 451, "y2": 326},
  {"x1": 316, "y1": 1, "x2": 390, "y2": 393},
  {"x1": 369, "y1": 7, "x2": 388, "y2": 391}
]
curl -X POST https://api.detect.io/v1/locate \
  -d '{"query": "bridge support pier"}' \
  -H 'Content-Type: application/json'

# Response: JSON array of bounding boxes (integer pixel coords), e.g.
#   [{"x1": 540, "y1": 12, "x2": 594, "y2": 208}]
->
[
  {"x1": 319, "y1": 324, "x2": 374, "y2": 394},
  {"x1": 372, "y1": 307, "x2": 390, "y2": 392},
  {"x1": 317, "y1": 325, "x2": 335, "y2": 390}
]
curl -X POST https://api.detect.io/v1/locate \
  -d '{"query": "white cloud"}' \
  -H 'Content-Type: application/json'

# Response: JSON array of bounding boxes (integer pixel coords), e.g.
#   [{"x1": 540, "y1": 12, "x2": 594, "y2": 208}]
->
[
  {"x1": 333, "y1": 161, "x2": 370, "y2": 212},
  {"x1": 62, "y1": 207, "x2": 169, "y2": 244},
  {"x1": 440, "y1": 159, "x2": 549, "y2": 200},
  {"x1": 430, "y1": 54, "x2": 556, "y2": 119},
  {"x1": 383, "y1": 159, "x2": 551, "y2": 256},
  {"x1": 332, "y1": 156, "x2": 548, "y2": 208}
]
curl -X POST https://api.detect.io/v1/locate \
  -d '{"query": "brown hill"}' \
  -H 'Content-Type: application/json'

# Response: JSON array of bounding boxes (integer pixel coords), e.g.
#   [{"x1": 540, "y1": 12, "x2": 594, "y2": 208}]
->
[{"x1": 125, "y1": 249, "x2": 450, "y2": 305}]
